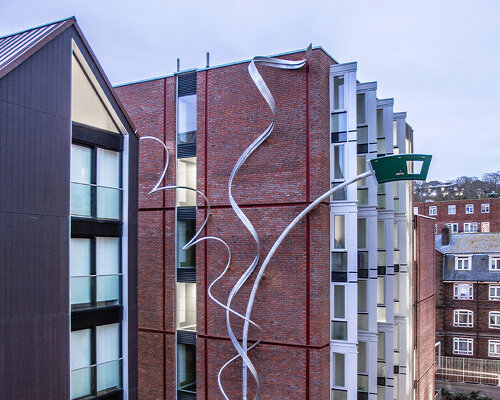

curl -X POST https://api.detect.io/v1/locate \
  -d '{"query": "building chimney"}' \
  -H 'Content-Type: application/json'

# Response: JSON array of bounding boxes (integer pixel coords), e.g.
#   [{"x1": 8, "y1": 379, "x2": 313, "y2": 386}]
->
[{"x1": 441, "y1": 225, "x2": 451, "y2": 246}]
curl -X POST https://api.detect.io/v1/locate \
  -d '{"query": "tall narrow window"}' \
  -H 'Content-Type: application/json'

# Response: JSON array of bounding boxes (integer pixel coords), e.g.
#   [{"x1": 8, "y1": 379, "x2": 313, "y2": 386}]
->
[
  {"x1": 71, "y1": 144, "x2": 92, "y2": 217},
  {"x1": 331, "y1": 112, "x2": 347, "y2": 142},
  {"x1": 177, "y1": 220, "x2": 196, "y2": 269},
  {"x1": 377, "y1": 109, "x2": 384, "y2": 138},
  {"x1": 177, "y1": 283, "x2": 197, "y2": 332},
  {"x1": 177, "y1": 344, "x2": 196, "y2": 394},
  {"x1": 177, "y1": 157, "x2": 197, "y2": 207},
  {"x1": 178, "y1": 94, "x2": 197, "y2": 144},
  {"x1": 334, "y1": 215, "x2": 345, "y2": 249},
  {"x1": 333, "y1": 145, "x2": 345, "y2": 180},
  {"x1": 333, "y1": 76, "x2": 345, "y2": 110},
  {"x1": 333, "y1": 353, "x2": 345, "y2": 387},
  {"x1": 357, "y1": 93, "x2": 366, "y2": 125},
  {"x1": 332, "y1": 285, "x2": 347, "y2": 341},
  {"x1": 96, "y1": 149, "x2": 121, "y2": 219}
]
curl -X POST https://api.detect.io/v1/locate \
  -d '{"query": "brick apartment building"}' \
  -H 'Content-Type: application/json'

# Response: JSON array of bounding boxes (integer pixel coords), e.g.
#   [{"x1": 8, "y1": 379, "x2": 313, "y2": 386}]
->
[
  {"x1": 414, "y1": 198, "x2": 500, "y2": 235},
  {"x1": 115, "y1": 47, "x2": 434, "y2": 399},
  {"x1": 435, "y1": 229, "x2": 500, "y2": 360}
]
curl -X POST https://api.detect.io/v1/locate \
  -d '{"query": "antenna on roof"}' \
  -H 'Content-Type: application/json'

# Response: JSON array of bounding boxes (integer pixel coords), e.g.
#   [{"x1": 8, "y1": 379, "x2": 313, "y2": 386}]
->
[
  {"x1": 206, "y1": 52, "x2": 210, "y2": 68},
  {"x1": 176, "y1": 58, "x2": 180, "y2": 72}
]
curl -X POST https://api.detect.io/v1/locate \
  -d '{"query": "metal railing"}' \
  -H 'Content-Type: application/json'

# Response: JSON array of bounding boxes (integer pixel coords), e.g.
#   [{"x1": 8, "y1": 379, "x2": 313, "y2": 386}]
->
[{"x1": 435, "y1": 355, "x2": 500, "y2": 386}]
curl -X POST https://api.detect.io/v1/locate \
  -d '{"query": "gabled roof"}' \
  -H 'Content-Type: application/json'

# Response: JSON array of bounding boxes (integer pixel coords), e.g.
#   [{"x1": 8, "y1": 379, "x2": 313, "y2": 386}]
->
[
  {"x1": 0, "y1": 17, "x2": 74, "y2": 80},
  {"x1": 0, "y1": 17, "x2": 137, "y2": 134},
  {"x1": 436, "y1": 232, "x2": 500, "y2": 254}
]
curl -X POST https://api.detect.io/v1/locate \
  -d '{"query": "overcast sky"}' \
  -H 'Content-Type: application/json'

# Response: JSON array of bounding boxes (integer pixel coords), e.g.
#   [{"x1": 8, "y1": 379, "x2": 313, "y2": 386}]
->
[{"x1": 1, "y1": 0, "x2": 498, "y2": 181}]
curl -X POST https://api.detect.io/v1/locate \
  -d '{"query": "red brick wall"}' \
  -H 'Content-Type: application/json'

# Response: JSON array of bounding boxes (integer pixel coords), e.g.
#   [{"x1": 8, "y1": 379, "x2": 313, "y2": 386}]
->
[
  {"x1": 413, "y1": 214, "x2": 436, "y2": 399},
  {"x1": 414, "y1": 198, "x2": 500, "y2": 233},
  {"x1": 116, "y1": 48, "x2": 335, "y2": 400}
]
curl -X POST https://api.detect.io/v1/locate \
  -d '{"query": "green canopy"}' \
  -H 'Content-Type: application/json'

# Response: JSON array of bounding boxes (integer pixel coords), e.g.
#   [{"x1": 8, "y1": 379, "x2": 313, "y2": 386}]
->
[{"x1": 368, "y1": 154, "x2": 432, "y2": 184}]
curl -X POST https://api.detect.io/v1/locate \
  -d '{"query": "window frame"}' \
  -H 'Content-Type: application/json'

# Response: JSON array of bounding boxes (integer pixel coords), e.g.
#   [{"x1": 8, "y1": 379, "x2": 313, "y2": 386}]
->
[
  {"x1": 71, "y1": 142, "x2": 123, "y2": 220},
  {"x1": 489, "y1": 256, "x2": 500, "y2": 271},
  {"x1": 481, "y1": 203, "x2": 490, "y2": 214},
  {"x1": 448, "y1": 205, "x2": 456, "y2": 215},
  {"x1": 489, "y1": 285, "x2": 500, "y2": 300},
  {"x1": 454, "y1": 283, "x2": 473, "y2": 300},
  {"x1": 429, "y1": 206, "x2": 437, "y2": 216},
  {"x1": 489, "y1": 311, "x2": 500, "y2": 329},
  {"x1": 489, "y1": 340, "x2": 500, "y2": 357},
  {"x1": 453, "y1": 309, "x2": 473, "y2": 327},
  {"x1": 465, "y1": 204, "x2": 474, "y2": 214},
  {"x1": 482, "y1": 222, "x2": 490, "y2": 232},
  {"x1": 453, "y1": 337, "x2": 473, "y2": 355},
  {"x1": 455, "y1": 255, "x2": 472, "y2": 271},
  {"x1": 70, "y1": 323, "x2": 123, "y2": 399}
]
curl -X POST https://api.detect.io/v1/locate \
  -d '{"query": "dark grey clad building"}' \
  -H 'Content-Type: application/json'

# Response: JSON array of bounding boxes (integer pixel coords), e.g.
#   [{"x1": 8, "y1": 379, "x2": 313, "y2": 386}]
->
[{"x1": 0, "y1": 17, "x2": 138, "y2": 400}]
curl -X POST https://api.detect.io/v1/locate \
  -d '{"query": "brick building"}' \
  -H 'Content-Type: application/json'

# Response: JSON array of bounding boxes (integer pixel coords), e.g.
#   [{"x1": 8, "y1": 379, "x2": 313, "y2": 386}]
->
[
  {"x1": 116, "y1": 47, "x2": 429, "y2": 399},
  {"x1": 435, "y1": 230, "x2": 500, "y2": 360},
  {"x1": 413, "y1": 215, "x2": 437, "y2": 400},
  {"x1": 414, "y1": 198, "x2": 500, "y2": 235}
]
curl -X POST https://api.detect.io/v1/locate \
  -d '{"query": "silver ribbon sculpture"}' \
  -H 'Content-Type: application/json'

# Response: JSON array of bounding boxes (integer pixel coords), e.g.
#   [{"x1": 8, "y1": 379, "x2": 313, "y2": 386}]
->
[{"x1": 141, "y1": 44, "x2": 372, "y2": 399}]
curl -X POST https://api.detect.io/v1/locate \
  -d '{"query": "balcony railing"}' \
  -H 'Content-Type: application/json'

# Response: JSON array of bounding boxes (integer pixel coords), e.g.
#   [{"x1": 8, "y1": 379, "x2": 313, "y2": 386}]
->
[
  {"x1": 71, "y1": 182, "x2": 122, "y2": 220},
  {"x1": 70, "y1": 359, "x2": 122, "y2": 399},
  {"x1": 70, "y1": 274, "x2": 121, "y2": 307},
  {"x1": 436, "y1": 355, "x2": 500, "y2": 386}
]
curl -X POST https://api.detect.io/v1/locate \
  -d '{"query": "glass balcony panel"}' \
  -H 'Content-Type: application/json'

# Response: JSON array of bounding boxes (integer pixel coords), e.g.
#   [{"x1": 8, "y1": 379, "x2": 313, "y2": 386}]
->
[
  {"x1": 358, "y1": 375, "x2": 368, "y2": 392},
  {"x1": 357, "y1": 188, "x2": 368, "y2": 205},
  {"x1": 71, "y1": 277, "x2": 92, "y2": 306},
  {"x1": 358, "y1": 313, "x2": 369, "y2": 331},
  {"x1": 71, "y1": 182, "x2": 92, "y2": 217},
  {"x1": 331, "y1": 112, "x2": 347, "y2": 133},
  {"x1": 97, "y1": 275, "x2": 121, "y2": 304},
  {"x1": 377, "y1": 306, "x2": 387, "y2": 322},
  {"x1": 97, "y1": 360, "x2": 121, "y2": 392},
  {"x1": 96, "y1": 186, "x2": 121, "y2": 220},
  {"x1": 332, "y1": 321, "x2": 347, "y2": 340},
  {"x1": 71, "y1": 367, "x2": 92, "y2": 399},
  {"x1": 377, "y1": 361, "x2": 386, "y2": 377},
  {"x1": 332, "y1": 389, "x2": 347, "y2": 400}
]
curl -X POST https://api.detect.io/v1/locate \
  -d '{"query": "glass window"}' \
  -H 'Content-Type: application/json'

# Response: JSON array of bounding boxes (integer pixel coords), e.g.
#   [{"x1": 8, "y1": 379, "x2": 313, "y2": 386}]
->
[
  {"x1": 377, "y1": 138, "x2": 386, "y2": 155},
  {"x1": 357, "y1": 93, "x2": 366, "y2": 125},
  {"x1": 489, "y1": 340, "x2": 500, "y2": 357},
  {"x1": 70, "y1": 324, "x2": 122, "y2": 400},
  {"x1": 429, "y1": 206, "x2": 437, "y2": 216},
  {"x1": 71, "y1": 329, "x2": 92, "y2": 399},
  {"x1": 465, "y1": 204, "x2": 474, "y2": 214},
  {"x1": 177, "y1": 157, "x2": 197, "y2": 207},
  {"x1": 177, "y1": 220, "x2": 196, "y2": 269},
  {"x1": 357, "y1": 218, "x2": 367, "y2": 249},
  {"x1": 178, "y1": 94, "x2": 197, "y2": 144},
  {"x1": 333, "y1": 145, "x2": 345, "y2": 180},
  {"x1": 331, "y1": 252, "x2": 347, "y2": 282},
  {"x1": 447, "y1": 223, "x2": 458, "y2": 233},
  {"x1": 70, "y1": 238, "x2": 121, "y2": 308},
  {"x1": 357, "y1": 156, "x2": 367, "y2": 186},
  {"x1": 453, "y1": 338, "x2": 473, "y2": 355},
  {"x1": 454, "y1": 283, "x2": 473, "y2": 300},
  {"x1": 177, "y1": 344, "x2": 196, "y2": 393},
  {"x1": 357, "y1": 127, "x2": 368, "y2": 154},
  {"x1": 377, "y1": 277, "x2": 385, "y2": 305},
  {"x1": 392, "y1": 120, "x2": 397, "y2": 146},
  {"x1": 333, "y1": 353, "x2": 345, "y2": 387},
  {"x1": 334, "y1": 285, "x2": 345, "y2": 319},
  {"x1": 455, "y1": 256, "x2": 471, "y2": 270},
  {"x1": 357, "y1": 188, "x2": 368, "y2": 205},
  {"x1": 71, "y1": 144, "x2": 92, "y2": 217},
  {"x1": 358, "y1": 342, "x2": 367, "y2": 373},
  {"x1": 453, "y1": 310, "x2": 473, "y2": 327},
  {"x1": 71, "y1": 144, "x2": 122, "y2": 220},
  {"x1": 377, "y1": 250, "x2": 386, "y2": 267},
  {"x1": 482, "y1": 222, "x2": 490, "y2": 232},
  {"x1": 490, "y1": 285, "x2": 500, "y2": 300},
  {"x1": 378, "y1": 332, "x2": 385, "y2": 360},
  {"x1": 358, "y1": 280, "x2": 367, "y2": 312},
  {"x1": 490, "y1": 312, "x2": 500, "y2": 329},
  {"x1": 176, "y1": 282, "x2": 196, "y2": 331},
  {"x1": 333, "y1": 76, "x2": 345, "y2": 110},
  {"x1": 331, "y1": 112, "x2": 347, "y2": 142},
  {"x1": 482, "y1": 204, "x2": 490, "y2": 213},
  {"x1": 490, "y1": 256, "x2": 500, "y2": 271},
  {"x1": 377, "y1": 221, "x2": 385, "y2": 248},
  {"x1": 377, "y1": 184, "x2": 386, "y2": 209},
  {"x1": 332, "y1": 389, "x2": 347, "y2": 400},
  {"x1": 377, "y1": 109, "x2": 384, "y2": 138},
  {"x1": 334, "y1": 215, "x2": 345, "y2": 249},
  {"x1": 331, "y1": 321, "x2": 347, "y2": 341},
  {"x1": 332, "y1": 182, "x2": 347, "y2": 201},
  {"x1": 448, "y1": 205, "x2": 456, "y2": 215},
  {"x1": 413, "y1": 207, "x2": 418, "y2": 215}
]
